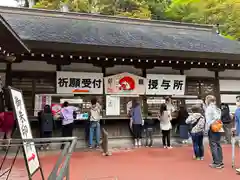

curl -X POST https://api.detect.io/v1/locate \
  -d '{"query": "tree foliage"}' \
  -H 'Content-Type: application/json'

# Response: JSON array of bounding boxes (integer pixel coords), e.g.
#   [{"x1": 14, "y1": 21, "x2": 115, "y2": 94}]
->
[
  {"x1": 17, "y1": 0, "x2": 240, "y2": 40},
  {"x1": 165, "y1": 0, "x2": 240, "y2": 39}
]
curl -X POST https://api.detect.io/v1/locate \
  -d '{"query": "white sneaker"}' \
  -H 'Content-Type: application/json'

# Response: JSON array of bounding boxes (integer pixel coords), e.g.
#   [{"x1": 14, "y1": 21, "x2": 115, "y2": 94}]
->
[
  {"x1": 163, "y1": 146, "x2": 167, "y2": 149},
  {"x1": 167, "y1": 146, "x2": 173, "y2": 149},
  {"x1": 134, "y1": 139, "x2": 138, "y2": 147},
  {"x1": 236, "y1": 168, "x2": 240, "y2": 174},
  {"x1": 138, "y1": 140, "x2": 142, "y2": 146}
]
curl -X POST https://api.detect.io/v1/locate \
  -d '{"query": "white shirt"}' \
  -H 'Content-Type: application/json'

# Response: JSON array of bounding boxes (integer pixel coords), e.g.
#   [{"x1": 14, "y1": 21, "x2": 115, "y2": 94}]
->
[
  {"x1": 90, "y1": 103, "x2": 101, "y2": 122},
  {"x1": 166, "y1": 103, "x2": 174, "y2": 120},
  {"x1": 159, "y1": 111, "x2": 172, "y2": 130},
  {"x1": 60, "y1": 106, "x2": 77, "y2": 125}
]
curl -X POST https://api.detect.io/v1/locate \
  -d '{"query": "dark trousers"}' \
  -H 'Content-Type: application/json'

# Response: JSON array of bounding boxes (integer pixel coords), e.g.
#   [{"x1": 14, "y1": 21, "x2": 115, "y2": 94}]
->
[
  {"x1": 132, "y1": 124, "x2": 142, "y2": 139},
  {"x1": 208, "y1": 130, "x2": 223, "y2": 164},
  {"x1": 162, "y1": 130, "x2": 171, "y2": 147},
  {"x1": 40, "y1": 131, "x2": 52, "y2": 147},
  {"x1": 61, "y1": 123, "x2": 74, "y2": 149},
  {"x1": 223, "y1": 123, "x2": 232, "y2": 143},
  {"x1": 145, "y1": 128, "x2": 153, "y2": 146},
  {"x1": 179, "y1": 125, "x2": 189, "y2": 140},
  {"x1": 191, "y1": 132, "x2": 204, "y2": 158}
]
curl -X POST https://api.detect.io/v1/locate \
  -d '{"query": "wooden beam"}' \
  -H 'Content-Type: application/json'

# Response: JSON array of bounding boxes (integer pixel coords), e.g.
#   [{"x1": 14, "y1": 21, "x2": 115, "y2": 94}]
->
[
  {"x1": 5, "y1": 63, "x2": 12, "y2": 86},
  {"x1": 214, "y1": 71, "x2": 221, "y2": 106}
]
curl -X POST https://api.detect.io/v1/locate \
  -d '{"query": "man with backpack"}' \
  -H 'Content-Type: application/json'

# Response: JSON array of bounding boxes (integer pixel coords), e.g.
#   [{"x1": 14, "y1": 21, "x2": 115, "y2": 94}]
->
[{"x1": 220, "y1": 103, "x2": 232, "y2": 144}]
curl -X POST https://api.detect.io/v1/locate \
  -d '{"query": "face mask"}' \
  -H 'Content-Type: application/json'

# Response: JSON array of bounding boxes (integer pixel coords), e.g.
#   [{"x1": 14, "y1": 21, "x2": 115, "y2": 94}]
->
[{"x1": 236, "y1": 102, "x2": 240, "y2": 107}]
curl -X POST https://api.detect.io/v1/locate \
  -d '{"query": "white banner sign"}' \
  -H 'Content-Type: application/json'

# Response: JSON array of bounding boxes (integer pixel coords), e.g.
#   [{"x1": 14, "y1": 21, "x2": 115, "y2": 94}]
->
[
  {"x1": 56, "y1": 71, "x2": 103, "y2": 94},
  {"x1": 146, "y1": 74, "x2": 186, "y2": 95},
  {"x1": 9, "y1": 87, "x2": 40, "y2": 175},
  {"x1": 105, "y1": 72, "x2": 146, "y2": 95}
]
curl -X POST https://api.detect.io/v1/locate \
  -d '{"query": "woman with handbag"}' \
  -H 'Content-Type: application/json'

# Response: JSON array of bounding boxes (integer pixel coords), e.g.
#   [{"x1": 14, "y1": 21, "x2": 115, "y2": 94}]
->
[
  {"x1": 186, "y1": 105, "x2": 205, "y2": 160},
  {"x1": 205, "y1": 95, "x2": 224, "y2": 169}
]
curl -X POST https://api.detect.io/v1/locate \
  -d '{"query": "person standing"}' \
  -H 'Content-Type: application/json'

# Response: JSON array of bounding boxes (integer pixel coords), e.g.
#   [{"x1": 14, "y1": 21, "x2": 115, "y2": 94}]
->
[
  {"x1": 233, "y1": 96, "x2": 240, "y2": 173},
  {"x1": 186, "y1": 105, "x2": 205, "y2": 160},
  {"x1": 89, "y1": 98, "x2": 101, "y2": 148},
  {"x1": 0, "y1": 107, "x2": 15, "y2": 151},
  {"x1": 165, "y1": 97, "x2": 175, "y2": 114},
  {"x1": 60, "y1": 101, "x2": 76, "y2": 149},
  {"x1": 38, "y1": 105, "x2": 55, "y2": 150},
  {"x1": 144, "y1": 112, "x2": 155, "y2": 147},
  {"x1": 205, "y1": 95, "x2": 224, "y2": 169},
  {"x1": 130, "y1": 99, "x2": 143, "y2": 147},
  {"x1": 220, "y1": 103, "x2": 232, "y2": 144},
  {"x1": 159, "y1": 103, "x2": 172, "y2": 149},
  {"x1": 177, "y1": 105, "x2": 189, "y2": 144}
]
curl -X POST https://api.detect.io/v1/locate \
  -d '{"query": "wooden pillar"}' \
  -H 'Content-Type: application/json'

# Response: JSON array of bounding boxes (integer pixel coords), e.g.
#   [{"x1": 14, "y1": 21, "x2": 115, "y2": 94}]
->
[
  {"x1": 55, "y1": 65, "x2": 61, "y2": 93},
  {"x1": 3, "y1": 63, "x2": 12, "y2": 109},
  {"x1": 5, "y1": 63, "x2": 12, "y2": 86},
  {"x1": 214, "y1": 71, "x2": 221, "y2": 106},
  {"x1": 102, "y1": 66, "x2": 106, "y2": 124},
  {"x1": 31, "y1": 79, "x2": 36, "y2": 115},
  {"x1": 180, "y1": 69, "x2": 184, "y2": 75},
  {"x1": 142, "y1": 68, "x2": 148, "y2": 117},
  {"x1": 179, "y1": 69, "x2": 186, "y2": 105},
  {"x1": 56, "y1": 65, "x2": 61, "y2": 71}
]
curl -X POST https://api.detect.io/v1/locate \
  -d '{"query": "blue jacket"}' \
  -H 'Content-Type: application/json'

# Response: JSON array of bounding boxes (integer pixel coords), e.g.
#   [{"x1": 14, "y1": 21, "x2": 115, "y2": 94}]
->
[
  {"x1": 131, "y1": 105, "x2": 143, "y2": 125},
  {"x1": 234, "y1": 107, "x2": 240, "y2": 136}
]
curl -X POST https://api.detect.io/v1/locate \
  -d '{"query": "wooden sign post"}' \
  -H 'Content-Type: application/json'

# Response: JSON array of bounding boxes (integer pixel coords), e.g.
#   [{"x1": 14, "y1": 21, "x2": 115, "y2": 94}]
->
[{"x1": 8, "y1": 86, "x2": 44, "y2": 180}]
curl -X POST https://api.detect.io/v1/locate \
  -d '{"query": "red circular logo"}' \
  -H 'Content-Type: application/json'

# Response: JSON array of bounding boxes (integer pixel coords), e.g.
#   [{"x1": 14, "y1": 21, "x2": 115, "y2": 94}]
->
[{"x1": 119, "y1": 76, "x2": 135, "y2": 91}]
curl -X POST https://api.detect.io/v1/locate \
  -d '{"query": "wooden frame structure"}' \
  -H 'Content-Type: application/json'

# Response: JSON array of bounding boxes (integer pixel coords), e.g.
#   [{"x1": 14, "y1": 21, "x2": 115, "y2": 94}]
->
[{"x1": 0, "y1": 6, "x2": 239, "y2": 139}]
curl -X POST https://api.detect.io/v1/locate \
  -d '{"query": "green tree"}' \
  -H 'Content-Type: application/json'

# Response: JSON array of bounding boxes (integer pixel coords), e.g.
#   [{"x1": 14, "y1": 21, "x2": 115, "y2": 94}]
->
[
  {"x1": 34, "y1": 0, "x2": 151, "y2": 19},
  {"x1": 34, "y1": 0, "x2": 61, "y2": 9},
  {"x1": 165, "y1": 0, "x2": 240, "y2": 39},
  {"x1": 147, "y1": 0, "x2": 170, "y2": 20}
]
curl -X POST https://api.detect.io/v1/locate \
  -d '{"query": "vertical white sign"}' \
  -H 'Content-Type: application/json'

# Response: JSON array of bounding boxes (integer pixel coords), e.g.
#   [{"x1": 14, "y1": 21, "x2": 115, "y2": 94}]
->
[
  {"x1": 10, "y1": 88, "x2": 40, "y2": 175},
  {"x1": 146, "y1": 74, "x2": 186, "y2": 95},
  {"x1": 106, "y1": 95, "x2": 120, "y2": 116}
]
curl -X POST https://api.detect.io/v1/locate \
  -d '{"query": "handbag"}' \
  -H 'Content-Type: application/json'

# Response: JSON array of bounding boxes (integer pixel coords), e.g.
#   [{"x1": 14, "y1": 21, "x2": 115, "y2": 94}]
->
[
  {"x1": 211, "y1": 119, "x2": 223, "y2": 132},
  {"x1": 210, "y1": 107, "x2": 223, "y2": 132}
]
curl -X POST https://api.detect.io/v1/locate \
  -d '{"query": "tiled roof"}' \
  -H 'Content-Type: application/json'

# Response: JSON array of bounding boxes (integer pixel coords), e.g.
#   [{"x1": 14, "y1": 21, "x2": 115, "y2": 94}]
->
[{"x1": 0, "y1": 7, "x2": 240, "y2": 55}]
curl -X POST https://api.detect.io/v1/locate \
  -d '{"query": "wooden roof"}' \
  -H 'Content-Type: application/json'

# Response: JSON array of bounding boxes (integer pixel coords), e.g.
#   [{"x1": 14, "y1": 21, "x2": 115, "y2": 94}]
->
[{"x1": 0, "y1": 6, "x2": 239, "y2": 63}]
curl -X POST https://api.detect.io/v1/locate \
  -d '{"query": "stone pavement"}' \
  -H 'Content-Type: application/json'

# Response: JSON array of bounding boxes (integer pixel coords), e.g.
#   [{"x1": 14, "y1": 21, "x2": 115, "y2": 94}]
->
[{"x1": 1, "y1": 144, "x2": 240, "y2": 180}]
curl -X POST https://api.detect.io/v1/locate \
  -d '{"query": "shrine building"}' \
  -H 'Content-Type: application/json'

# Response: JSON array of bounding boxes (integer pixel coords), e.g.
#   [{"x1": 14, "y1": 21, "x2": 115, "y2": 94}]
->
[{"x1": 0, "y1": 6, "x2": 240, "y2": 145}]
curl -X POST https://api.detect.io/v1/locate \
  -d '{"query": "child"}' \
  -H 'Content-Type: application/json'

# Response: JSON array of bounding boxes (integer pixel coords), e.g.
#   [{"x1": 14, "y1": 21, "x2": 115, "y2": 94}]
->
[
  {"x1": 144, "y1": 112, "x2": 155, "y2": 147},
  {"x1": 186, "y1": 105, "x2": 205, "y2": 160}
]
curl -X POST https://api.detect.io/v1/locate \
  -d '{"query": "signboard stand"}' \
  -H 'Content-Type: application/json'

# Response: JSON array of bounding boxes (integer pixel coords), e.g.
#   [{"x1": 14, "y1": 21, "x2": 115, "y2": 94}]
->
[
  {"x1": 0, "y1": 128, "x2": 19, "y2": 179},
  {"x1": 8, "y1": 86, "x2": 44, "y2": 180}
]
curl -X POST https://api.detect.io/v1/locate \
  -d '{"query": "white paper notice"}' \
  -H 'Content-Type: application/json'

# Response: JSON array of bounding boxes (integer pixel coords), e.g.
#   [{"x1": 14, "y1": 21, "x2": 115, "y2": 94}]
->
[
  {"x1": 106, "y1": 96, "x2": 120, "y2": 116},
  {"x1": 10, "y1": 88, "x2": 40, "y2": 175}
]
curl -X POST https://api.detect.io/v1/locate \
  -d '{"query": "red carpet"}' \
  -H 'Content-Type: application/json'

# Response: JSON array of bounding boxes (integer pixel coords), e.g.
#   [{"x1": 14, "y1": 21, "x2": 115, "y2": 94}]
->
[{"x1": 1, "y1": 145, "x2": 240, "y2": 180}]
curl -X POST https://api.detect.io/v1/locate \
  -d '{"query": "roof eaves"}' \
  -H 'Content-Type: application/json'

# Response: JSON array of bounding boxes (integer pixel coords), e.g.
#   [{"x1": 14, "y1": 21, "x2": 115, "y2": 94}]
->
[
  {"x1": 0, "y1": 6, "x2": 214, "y2": 32},
  {"x1": 0, "y1": 14, "x2": 30, "y2": 53}
]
